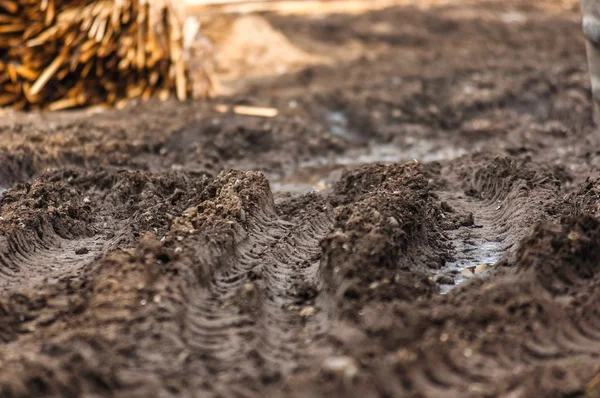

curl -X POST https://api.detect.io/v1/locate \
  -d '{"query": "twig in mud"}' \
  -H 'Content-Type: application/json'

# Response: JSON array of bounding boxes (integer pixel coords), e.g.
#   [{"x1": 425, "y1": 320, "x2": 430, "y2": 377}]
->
[{"x1": 213, "y1": 104, "x2": 279, "y2": 118}]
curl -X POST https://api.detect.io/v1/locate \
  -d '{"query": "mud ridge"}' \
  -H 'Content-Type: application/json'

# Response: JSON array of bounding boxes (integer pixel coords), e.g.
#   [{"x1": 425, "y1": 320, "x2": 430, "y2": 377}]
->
[
  {"x1": 154, "y1": 171, "x2": 335, "y2": 396},
  {"x1": 321, "y1": 161, "x2": 451, "y2": 312},
  {"x1": 0, "y1": 168, "x2": 210, "y2": 396}
]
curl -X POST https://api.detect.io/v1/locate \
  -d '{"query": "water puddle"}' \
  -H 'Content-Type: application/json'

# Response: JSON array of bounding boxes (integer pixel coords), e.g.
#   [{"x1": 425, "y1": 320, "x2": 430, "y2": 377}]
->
[
  {"x1": 336, "y1": 140, "x2": 468, "y2": 165},
  {"x1": 270, "y1": 163, "x2": 343, "y2": 194},
  {"x1": 326, "y1": 111, "x2": 351, "y2": 140},
  {"x1": 439, "y1": 240, "x2": 504, "y2": 294},
  {"x1": 271, "y1": 110, "x2": 469, "y2": 194},
  {"x1": 271, "y1": 141, "x2": 467, "y2": 194}
]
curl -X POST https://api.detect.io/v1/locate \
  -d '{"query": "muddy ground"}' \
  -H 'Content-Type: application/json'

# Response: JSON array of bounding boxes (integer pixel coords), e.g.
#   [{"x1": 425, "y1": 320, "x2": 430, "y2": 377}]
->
[{"x1": 1, "y1": 0, "x2": 600, "y2": 397}]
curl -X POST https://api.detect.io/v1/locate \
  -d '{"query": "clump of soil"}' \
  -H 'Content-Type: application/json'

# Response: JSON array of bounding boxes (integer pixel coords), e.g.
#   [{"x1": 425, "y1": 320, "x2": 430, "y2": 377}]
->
[{"x1": 322, "y1": 161, "x2": 450, "y2": 310}]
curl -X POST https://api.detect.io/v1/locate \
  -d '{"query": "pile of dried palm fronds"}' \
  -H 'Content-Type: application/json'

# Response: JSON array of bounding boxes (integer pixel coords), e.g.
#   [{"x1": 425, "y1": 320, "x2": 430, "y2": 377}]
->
[{"x1": 0, "y1": 0, "x2": 196, "y2": 110}]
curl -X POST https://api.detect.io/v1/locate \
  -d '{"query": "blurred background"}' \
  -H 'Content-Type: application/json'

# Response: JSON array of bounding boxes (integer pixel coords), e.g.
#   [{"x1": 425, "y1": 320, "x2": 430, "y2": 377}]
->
[{"x1": 0, "y1": 0, "x2": 580, "y2": 111}]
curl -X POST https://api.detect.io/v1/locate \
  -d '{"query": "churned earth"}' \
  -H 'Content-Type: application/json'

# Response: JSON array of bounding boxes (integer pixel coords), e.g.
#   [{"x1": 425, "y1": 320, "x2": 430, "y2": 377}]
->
[{"x1": 1, "y1": 0, "x2": 600, "y2": 397}]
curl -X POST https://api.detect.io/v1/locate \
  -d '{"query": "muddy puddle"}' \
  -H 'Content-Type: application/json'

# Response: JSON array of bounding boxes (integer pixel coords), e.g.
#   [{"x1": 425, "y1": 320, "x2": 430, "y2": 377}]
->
[
  {"x1": 271, "y1": 139, "x2": 467, "y2": 194},
  {"x1": 439, "y1": 240, "x2": 504, "y2": 294}
]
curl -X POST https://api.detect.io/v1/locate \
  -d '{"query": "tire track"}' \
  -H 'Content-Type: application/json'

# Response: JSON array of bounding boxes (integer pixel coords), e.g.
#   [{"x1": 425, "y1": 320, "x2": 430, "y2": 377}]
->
[
  {"x1": 181, "y1": 178, "x2": 335, "y2": 395},
  {"x1": 254, "y1": 198, "x2": 334, "y2": 372},
  {"x1": 398, "y1": 158, "x2": 600, "y2": 397},
  {"x1": 0, "y1": 233, "x2": 106, "y2": 292},
  {"x1": 275, "y1": 156, "x2": 600, "y2": 398},
  {"x1": 0, "y1": 169, "x2": 194, "y2": 295},
  {"x1": 410, "y1": 286, "x2": 600, "y2": 398},
  {"x1": 437, "y1": 155, "x2": 560, "y2": 291},
  {"x1": 0, "y1": 203, "x2": 112, "y2": 295}
]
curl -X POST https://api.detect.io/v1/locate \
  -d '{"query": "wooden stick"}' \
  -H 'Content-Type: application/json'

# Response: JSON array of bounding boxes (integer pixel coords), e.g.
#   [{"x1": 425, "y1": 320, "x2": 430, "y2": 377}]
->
[
  {"x1": 0, "y1": 1, "x2": 18, "y2": 14},
  {"x1": 30, "y1": 53, "x2": 65, "y2": 96},
  {"x1": 233, "y1": 105, "x2": 278, "y2": 117},
  {"x1": 47, "y1": 96, "x2": 81, "y2": 111}
]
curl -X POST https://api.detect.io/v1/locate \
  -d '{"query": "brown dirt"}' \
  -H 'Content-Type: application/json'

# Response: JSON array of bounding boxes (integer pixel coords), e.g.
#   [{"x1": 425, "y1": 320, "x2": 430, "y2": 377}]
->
[{"x1": 2, "y1": 0, "x2": 600, "y2": 397}]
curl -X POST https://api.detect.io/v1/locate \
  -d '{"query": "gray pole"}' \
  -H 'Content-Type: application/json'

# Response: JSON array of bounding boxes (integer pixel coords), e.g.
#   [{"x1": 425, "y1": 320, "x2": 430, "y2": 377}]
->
[{"x1": 582, "y1": 0, "x2": 600, "y2": 122}]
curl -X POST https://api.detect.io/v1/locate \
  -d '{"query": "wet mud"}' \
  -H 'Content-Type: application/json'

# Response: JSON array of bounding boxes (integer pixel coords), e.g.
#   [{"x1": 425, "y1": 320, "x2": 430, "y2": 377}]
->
[{"x1": 1, "y1": 0, "x2": 600, "y2": 397}]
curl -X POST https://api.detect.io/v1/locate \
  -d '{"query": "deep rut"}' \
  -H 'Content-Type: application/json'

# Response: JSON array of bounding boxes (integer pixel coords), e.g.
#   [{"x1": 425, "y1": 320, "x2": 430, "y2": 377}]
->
[
  {"x1": 435, "y1": 155, "x2": 561, "y2": 291},
  {"x1": 0, "y1": 234, "x2": 105, "y2": 292},
  {"x1": 182, "y1": 188, "x2": 335, "y2": 394}
]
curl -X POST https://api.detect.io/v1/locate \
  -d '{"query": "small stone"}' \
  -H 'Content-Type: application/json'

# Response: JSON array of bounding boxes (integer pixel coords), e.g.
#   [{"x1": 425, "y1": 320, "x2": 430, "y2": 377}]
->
[
  {"x1": 396, "y1": 348, "x2": 417, "y2": 362},
  {"x1": 322, "y1": 356, "x2": 358, "y2": 380},
  {"x1": 300, "y1": 306, "x2": 316, "y2": 317},
  {"x1": 440, "y1": 201, "x2": 454, "y2": 213},
  {"x1": 460, "y1": 268, "x2": 474, "y2": 277},
  {"x1": 239, "y1": 208, "x2": 246, "y2": 222},
  {"x1": 83, "y1": 196, "x2": 91, "y2": 204},
  {"x1": 75, "y1": 247, "x2": 89, "y2": 255},
  {"x1": 568, "y1": 231, "x2": 580, "y2": 241},
  {"x1": 388, "y1": 216, "x2": 400, "y2": 228},
  {"x1": 474, "y1": 264, "x2": 489, "y2": 274},
  {"x1": 153, "y1": 295, "x2": 162, "y2": 304},
  {"x1": 461, "y1": 213, "x2": 475, "y2": 227},
  {"x1": 435, "y1": 275, "x2": 454, "y2": 285}
]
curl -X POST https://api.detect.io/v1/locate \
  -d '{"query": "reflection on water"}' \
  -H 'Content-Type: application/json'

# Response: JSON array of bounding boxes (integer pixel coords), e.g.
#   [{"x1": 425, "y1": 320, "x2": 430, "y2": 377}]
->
[
  {"x1": 270, "y1": 142, "x2": 467, "y2": 194},
  {"x1": 440, "y1": 240, "x2": 504, "y2": 294},
  {"x1": 271, "y1": 109, "x2": 467, "y2": 194},
  {"x1": 327, "y1": 111, "x2": 350, "y2": 139}
]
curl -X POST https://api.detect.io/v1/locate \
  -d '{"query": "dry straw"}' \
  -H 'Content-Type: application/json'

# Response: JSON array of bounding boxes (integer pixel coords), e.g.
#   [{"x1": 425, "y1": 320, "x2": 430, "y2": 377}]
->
[{"x1": 0, "y1": 0, "x2": 197, "y2": 110}]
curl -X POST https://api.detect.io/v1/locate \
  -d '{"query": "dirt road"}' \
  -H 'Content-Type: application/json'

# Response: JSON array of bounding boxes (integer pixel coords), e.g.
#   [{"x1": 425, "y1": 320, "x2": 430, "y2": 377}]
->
[{"x1": 1, "y1": 1, "x2": 600, "y2": 397}]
